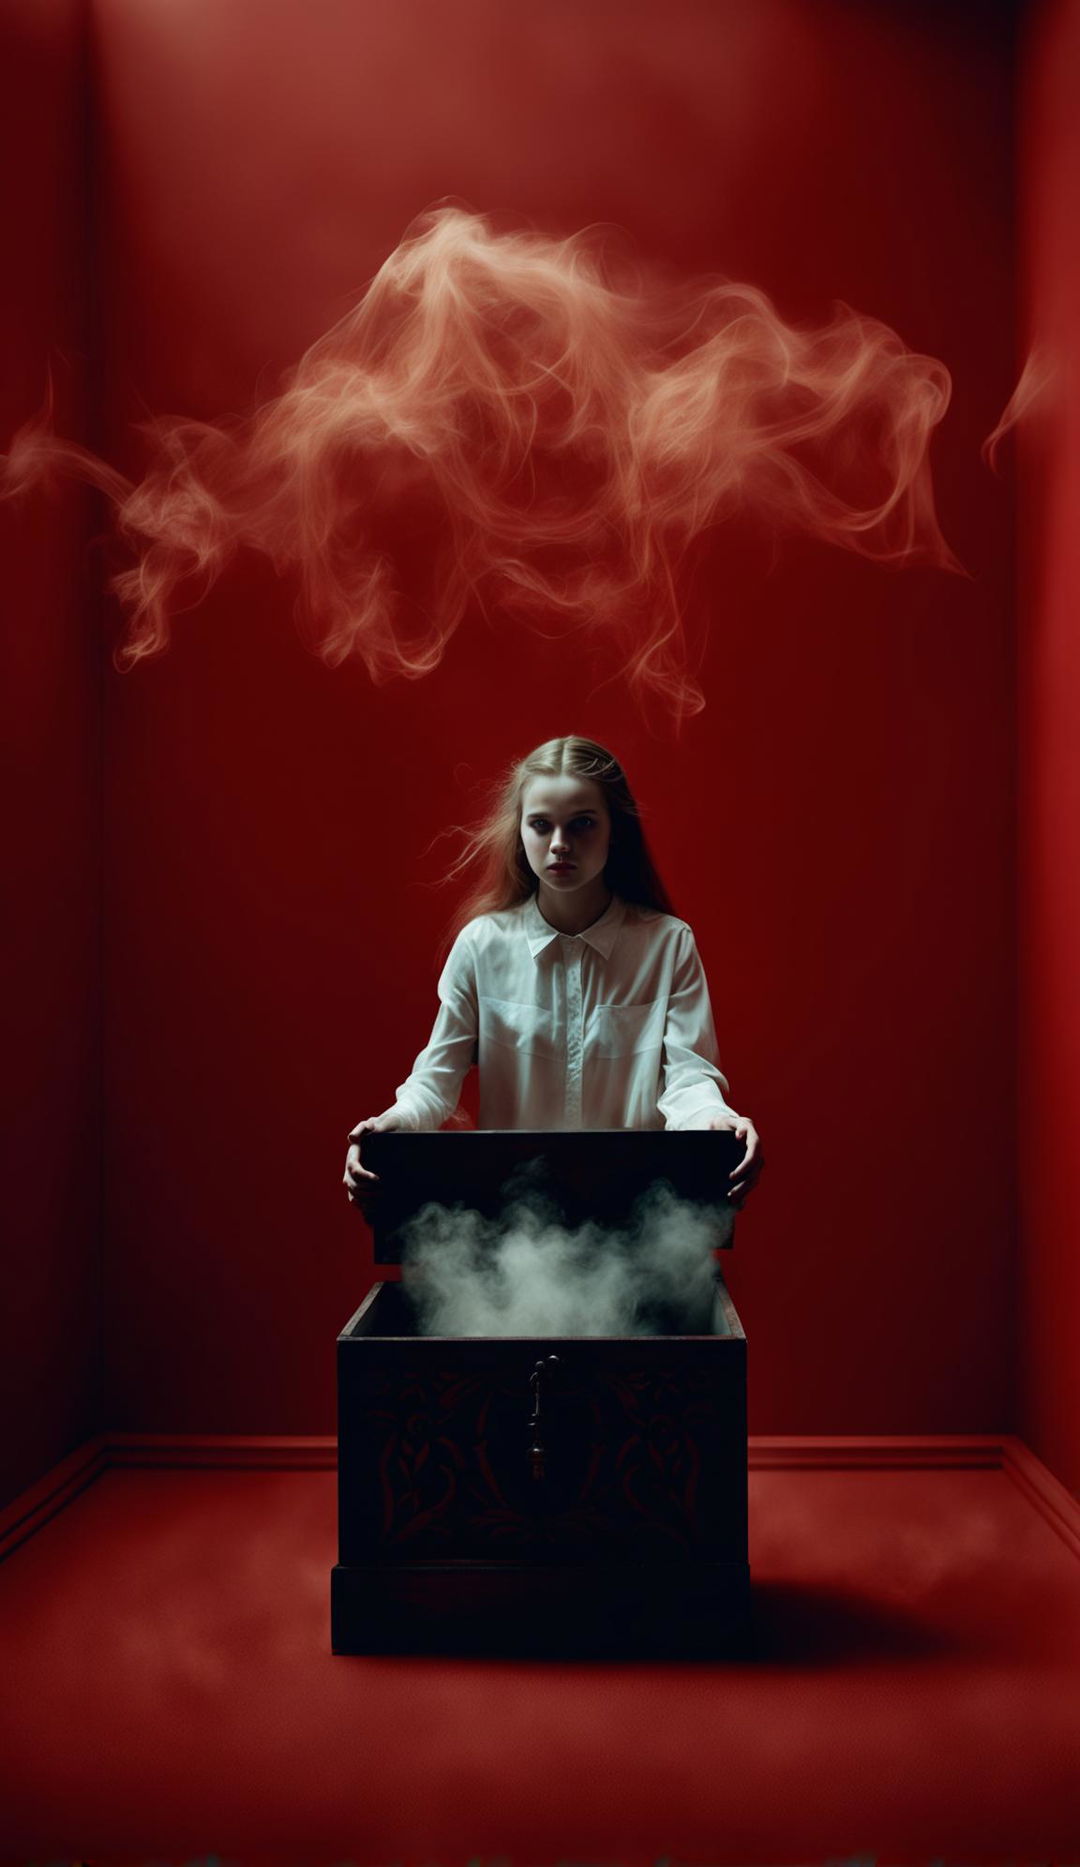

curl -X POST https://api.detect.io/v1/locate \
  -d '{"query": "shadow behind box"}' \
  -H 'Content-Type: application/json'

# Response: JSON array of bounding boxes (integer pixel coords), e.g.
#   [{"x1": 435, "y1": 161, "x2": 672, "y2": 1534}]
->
[{"x1": 332, "y1": 1129, "x2": 750, "y2": 1658}]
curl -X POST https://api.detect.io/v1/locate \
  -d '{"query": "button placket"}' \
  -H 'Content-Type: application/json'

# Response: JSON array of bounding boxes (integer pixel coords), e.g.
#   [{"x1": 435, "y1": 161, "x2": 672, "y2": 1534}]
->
[{"x1": 564, "y1": 938, "x2": 584, "y2": 1127}]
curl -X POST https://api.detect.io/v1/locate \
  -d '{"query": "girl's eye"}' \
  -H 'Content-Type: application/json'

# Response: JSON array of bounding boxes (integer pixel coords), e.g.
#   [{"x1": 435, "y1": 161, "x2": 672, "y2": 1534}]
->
[{"x1": 529, "y1": 818, "x2": 595, "y2": 830}]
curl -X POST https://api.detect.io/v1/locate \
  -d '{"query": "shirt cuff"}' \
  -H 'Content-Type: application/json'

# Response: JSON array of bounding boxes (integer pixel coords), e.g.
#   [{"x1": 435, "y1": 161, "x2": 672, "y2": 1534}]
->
[
  {"x1": 666, "y1": 1097, "x2": 742, "y2": 1131},
  {"x1": 381, "y1": 1099, "x2": 425, "y2": 1132}
]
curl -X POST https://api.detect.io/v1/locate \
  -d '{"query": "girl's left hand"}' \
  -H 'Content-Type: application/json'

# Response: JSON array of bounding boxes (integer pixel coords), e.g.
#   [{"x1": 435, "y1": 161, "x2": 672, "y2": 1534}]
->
[{"x1": 696, "y1": 1113, "x2": 764, "y2": 1208}]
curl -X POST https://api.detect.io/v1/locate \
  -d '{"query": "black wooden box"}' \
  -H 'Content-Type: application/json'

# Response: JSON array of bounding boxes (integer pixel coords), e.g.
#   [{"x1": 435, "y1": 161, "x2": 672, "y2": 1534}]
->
[{"x1": 331, "y1": 1130, "x2": 750, "y2": 1658}]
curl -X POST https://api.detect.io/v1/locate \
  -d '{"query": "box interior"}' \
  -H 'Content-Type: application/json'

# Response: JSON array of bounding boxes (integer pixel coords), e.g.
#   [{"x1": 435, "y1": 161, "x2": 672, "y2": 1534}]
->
[{"x1": 344, "y1": 1277, "x2": 742, "y2": 1340}]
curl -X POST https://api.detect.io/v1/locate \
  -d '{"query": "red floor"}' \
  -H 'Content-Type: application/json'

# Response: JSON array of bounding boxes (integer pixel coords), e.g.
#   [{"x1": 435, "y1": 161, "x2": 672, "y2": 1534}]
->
[{"x1": 0, "y1": 1456, "x2": 1077, "y2": 1864}]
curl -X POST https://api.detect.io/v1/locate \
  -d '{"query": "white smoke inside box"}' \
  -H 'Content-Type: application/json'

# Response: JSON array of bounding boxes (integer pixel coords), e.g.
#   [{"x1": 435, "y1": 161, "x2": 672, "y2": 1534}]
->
[{"x1": 398, "y1": 1174, "x2": 735, "y2": 1337}]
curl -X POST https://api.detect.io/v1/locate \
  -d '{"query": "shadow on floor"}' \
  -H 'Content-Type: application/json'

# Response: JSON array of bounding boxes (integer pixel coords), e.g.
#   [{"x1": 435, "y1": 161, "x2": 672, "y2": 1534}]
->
[{"x1": 743, "y1": 1578, "x2": 962, "y2": 1667}]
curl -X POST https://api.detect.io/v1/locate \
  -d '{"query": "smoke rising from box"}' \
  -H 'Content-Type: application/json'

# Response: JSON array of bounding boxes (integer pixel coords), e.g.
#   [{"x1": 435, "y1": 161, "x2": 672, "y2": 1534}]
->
[{"x1": 399, "y1": 1175, "x2": 735, "y2": 1337}]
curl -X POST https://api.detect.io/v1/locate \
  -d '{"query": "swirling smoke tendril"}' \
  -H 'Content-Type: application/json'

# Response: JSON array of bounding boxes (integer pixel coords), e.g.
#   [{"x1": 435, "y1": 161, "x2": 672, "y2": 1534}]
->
[{"x1": 3, "y1": 205, "x2": 960, "y2": 723}]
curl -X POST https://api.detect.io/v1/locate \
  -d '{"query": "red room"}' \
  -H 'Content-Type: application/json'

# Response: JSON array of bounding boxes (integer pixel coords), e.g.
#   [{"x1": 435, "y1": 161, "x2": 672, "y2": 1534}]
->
[{"x1": 1, "y1": 0, "x2": 1077, "y2": 1859}]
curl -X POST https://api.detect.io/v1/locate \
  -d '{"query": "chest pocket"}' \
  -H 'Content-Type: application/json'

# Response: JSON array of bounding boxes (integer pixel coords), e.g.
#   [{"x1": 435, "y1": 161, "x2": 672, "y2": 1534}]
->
[
  {"x1": 589, "y1": 997, "x2": 665, "y2": 1059},
  {"x1": 479, "y1": 995, "x2": 558, "y2": 1059}
]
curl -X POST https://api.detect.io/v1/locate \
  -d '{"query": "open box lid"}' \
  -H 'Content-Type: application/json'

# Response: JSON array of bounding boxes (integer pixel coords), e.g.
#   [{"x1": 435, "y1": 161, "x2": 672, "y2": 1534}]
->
[{"x1": 359, "y1": 1128, "x2": 743, "y2": 1264}]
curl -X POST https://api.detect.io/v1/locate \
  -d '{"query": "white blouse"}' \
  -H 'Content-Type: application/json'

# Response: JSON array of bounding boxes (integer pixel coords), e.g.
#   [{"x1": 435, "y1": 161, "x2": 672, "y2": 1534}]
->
[{"x1": 387, "y1": 891, "x2": 741, "y2": 1133}]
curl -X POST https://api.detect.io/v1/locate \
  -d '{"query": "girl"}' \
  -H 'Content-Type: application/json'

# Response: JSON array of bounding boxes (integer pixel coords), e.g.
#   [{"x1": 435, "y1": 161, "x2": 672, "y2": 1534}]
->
[{"x1": 344, "y1": 735, "x2": 763, "y2": 1206}]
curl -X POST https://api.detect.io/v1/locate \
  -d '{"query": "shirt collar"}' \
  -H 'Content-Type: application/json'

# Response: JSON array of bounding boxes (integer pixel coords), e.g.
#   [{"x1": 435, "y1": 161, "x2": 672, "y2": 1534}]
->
[{"x1": 522, "y1": 890, "x2": 627, "y2": 961}]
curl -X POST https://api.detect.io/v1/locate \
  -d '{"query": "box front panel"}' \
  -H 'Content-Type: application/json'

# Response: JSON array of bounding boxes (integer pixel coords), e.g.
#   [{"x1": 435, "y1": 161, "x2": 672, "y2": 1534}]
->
[{"x1": 338, "y1": 1336, "x2": 747, "y2": 1566}]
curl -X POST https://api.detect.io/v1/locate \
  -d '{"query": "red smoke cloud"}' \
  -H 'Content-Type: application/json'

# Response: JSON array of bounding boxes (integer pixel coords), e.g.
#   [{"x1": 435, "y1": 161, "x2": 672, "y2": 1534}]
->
[
  {"x1": 983, "y1": 342, "x2": 1058, "y2": 469},
  {"x1": 4, "y1": 206, "x2": 959, "y2": 722}
]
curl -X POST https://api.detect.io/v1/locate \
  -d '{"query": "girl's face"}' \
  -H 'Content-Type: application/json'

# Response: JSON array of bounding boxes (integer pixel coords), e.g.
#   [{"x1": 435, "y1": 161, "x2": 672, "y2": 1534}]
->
[{"x1": 519, "y1": 776, "x2": 612, "y2": 895}]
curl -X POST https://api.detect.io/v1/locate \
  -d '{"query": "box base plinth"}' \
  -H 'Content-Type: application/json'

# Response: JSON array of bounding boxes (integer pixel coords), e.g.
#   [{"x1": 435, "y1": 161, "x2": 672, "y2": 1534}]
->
[{"x1": 331, "y1": 1560, "x2": 753, "y2": 1659}]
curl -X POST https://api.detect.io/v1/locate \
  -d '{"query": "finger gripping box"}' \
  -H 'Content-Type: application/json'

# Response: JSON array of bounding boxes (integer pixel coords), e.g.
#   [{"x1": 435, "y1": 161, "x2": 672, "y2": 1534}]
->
[{"x1": 331, "y1": 1129, "x2": 750, "y2": 1658}]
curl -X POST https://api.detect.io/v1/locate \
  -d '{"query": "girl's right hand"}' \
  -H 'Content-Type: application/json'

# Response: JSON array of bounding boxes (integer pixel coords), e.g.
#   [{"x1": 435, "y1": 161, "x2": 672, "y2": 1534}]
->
[{"x1": 343, "y1": 1115, "x2": 393, "y2": 1209}]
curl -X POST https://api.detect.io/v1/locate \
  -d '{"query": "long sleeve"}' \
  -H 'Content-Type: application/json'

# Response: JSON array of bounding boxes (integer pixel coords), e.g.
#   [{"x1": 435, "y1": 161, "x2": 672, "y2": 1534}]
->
[
  {"x1": 656, "y1": 925, "x2": 741, "y2": 1131},
  {"x1": 385, "y1": 927, "x2": 479, "y2": 1131}
]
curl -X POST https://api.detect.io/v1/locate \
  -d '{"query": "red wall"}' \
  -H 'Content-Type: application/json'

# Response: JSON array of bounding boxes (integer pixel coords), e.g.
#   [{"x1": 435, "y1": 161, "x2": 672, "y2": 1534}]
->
[
  {"x1": 1017, "y1": 0, "x2": 1080, "y2": 1497},
  {"x1": 86, "y1": 0, "x2": 1018, "y2": 1438},
  {"x1": 0, "y1": 0, "x2": 102, "y2": 1507}
]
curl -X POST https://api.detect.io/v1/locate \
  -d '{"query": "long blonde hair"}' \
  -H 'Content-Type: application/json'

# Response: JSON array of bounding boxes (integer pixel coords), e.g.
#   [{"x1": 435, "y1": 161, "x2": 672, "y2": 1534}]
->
[{"x1": 434, "y1": 736, "x2": 676, "y2": 963}]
